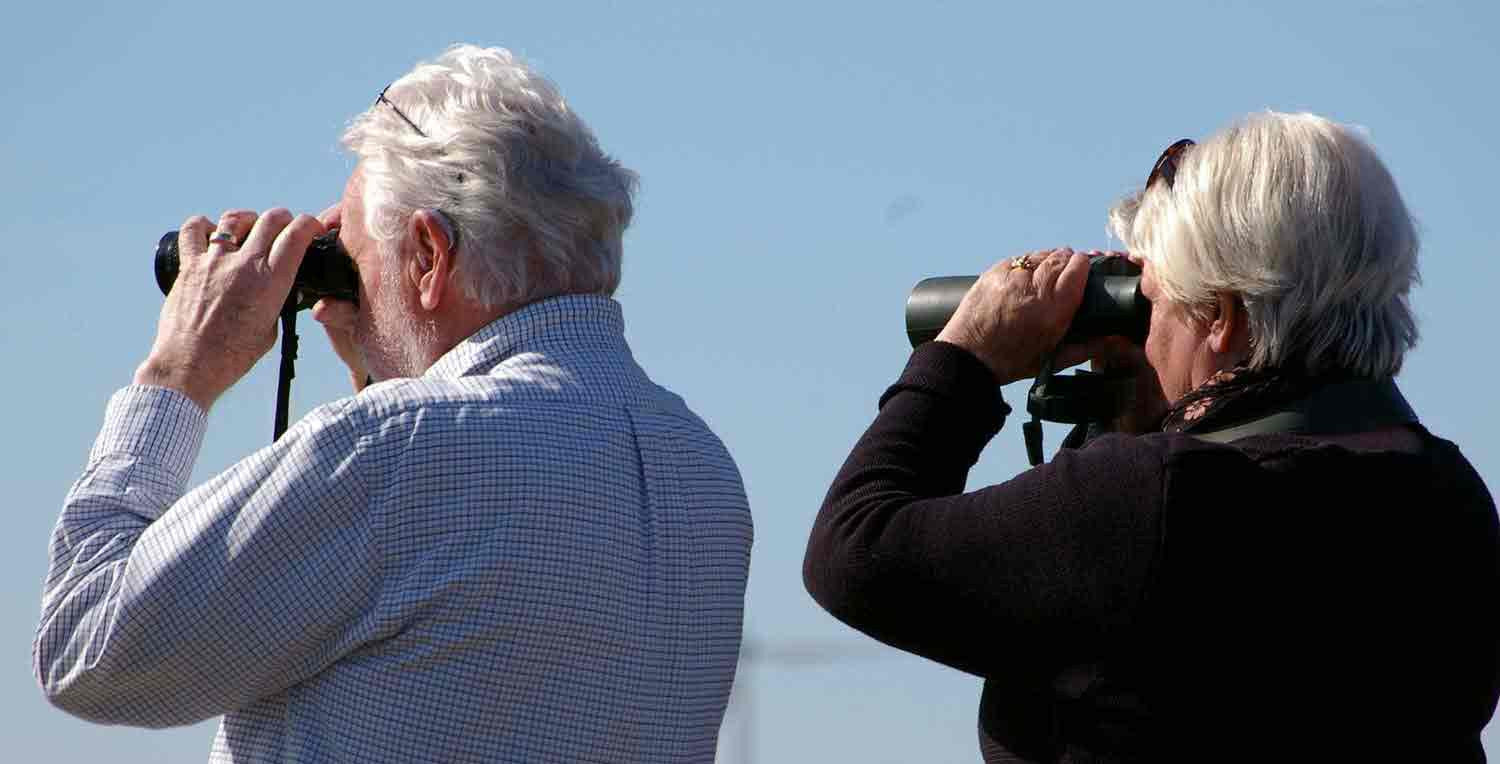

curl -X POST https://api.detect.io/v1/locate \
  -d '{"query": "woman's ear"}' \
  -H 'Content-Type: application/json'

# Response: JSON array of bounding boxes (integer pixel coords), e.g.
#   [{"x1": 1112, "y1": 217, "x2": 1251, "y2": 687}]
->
[
  {"x1": 407, "y1": 209, "x2": 454, "y2": 312},
  {"x1": 1207, "y1": 292, "x2": 1247, "y2": 357}
]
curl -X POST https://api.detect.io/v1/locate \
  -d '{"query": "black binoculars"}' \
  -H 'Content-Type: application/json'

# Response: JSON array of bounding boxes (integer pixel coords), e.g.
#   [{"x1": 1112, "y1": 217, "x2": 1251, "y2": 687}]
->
[
  {"x1": 153, "y1": 229, "x2": 360, "y2": 310},
  {"x1": 904, "y1": 254, "x2": 1150, "y2": 349}
]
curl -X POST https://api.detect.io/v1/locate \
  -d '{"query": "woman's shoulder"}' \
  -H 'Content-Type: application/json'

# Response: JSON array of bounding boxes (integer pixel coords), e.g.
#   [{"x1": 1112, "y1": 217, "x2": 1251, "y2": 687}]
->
[{"x1": 1133, "y1": 426, "x2": 1495, "y2": 525}]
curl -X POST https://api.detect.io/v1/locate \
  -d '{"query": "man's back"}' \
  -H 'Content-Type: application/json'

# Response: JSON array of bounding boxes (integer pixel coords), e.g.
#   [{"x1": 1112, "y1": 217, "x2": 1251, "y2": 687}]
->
[{"x1": 37, "y1": 296, "x2": 753, "y2": 763}]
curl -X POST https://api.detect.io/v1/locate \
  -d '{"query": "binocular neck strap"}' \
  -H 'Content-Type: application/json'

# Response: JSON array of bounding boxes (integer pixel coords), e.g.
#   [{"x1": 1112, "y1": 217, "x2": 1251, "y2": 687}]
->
[
  {"x1": 273, "y1": 302, "x2": 299, "y2": 442},
  {"x1": 1191, "y1": 376, "x2": 1418, "y2": 445},
  {"x1": 1023, "y1": 351, "x2": 1141, "y2": 466}
]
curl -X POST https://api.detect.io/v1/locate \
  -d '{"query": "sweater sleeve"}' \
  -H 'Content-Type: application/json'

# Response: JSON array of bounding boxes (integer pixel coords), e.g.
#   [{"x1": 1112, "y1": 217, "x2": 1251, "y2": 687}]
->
[{"x1": 803, "y1": 342, "x2": 1167, "y2": 678}]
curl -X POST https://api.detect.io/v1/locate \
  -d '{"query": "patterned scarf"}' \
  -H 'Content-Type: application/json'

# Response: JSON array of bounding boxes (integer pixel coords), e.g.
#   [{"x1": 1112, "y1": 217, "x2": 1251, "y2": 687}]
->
[{"x1": 1158, "y1": 364, "x2": 1332, "y2": 435}]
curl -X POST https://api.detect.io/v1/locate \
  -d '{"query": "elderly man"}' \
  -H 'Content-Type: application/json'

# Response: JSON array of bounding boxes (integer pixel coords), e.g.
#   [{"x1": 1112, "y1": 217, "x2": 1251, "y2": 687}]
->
[{"x1": 35, "y1": 44, "x2": 753, "y2": 763}]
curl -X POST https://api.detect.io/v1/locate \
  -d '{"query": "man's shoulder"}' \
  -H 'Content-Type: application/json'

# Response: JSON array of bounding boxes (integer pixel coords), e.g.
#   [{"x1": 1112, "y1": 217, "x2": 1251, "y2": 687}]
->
[
  {"x1": 309, "y1": 369, "x2": 711, "y2": 441},
  {"x1": 319, "y1": 376, "x2": 557, "y2": 431}
]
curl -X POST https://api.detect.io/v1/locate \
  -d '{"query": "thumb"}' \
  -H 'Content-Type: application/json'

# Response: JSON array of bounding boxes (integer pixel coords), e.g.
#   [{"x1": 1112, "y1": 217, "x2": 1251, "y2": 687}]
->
[{"x1": 311, "y1": 298, "x2": 357, "y2": 331}]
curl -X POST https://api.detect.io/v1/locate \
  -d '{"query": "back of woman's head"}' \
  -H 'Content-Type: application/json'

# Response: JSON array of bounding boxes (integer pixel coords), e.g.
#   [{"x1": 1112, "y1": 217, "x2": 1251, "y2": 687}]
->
[{"x1": 1110, "y1": 112, "x2": 1419, "y2": 377}]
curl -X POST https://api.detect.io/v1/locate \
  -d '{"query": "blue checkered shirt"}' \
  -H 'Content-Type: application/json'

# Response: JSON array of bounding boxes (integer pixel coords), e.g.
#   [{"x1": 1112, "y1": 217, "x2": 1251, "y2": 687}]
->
[{"x1": 35, "y1": 295, "x2": 754, "y2": 763}]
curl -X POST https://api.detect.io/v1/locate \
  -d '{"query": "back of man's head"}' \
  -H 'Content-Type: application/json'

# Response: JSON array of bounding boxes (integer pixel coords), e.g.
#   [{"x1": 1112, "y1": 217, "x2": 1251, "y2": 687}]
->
[{"x1": 342, "y1": 44, "x2": 638, "y2": 310}]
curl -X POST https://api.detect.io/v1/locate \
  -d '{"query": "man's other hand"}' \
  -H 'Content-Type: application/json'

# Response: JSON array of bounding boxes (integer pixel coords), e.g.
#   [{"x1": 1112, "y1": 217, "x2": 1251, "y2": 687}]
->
[{"x1": 309, "y1": 202, "x2": 369, "y2": 392}]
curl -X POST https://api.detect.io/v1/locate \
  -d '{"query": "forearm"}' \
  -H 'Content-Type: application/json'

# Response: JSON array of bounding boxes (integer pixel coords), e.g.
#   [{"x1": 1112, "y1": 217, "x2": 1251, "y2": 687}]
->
[
  {"x1": 35, "y1": 389, "x2": 378, "y2": 727},
  {"x1": 803, "y1": 342, "x2": 1166, "y2": 677},
  {"x1": 804, "y1": 342, "x2": 1014, "y2": 673},
  {"x1": 810, "y1": 342, "x2": 1006, "y2": 526},
  {"x1": 35, "y1": 386, "x2": 208, "y2": 725}
]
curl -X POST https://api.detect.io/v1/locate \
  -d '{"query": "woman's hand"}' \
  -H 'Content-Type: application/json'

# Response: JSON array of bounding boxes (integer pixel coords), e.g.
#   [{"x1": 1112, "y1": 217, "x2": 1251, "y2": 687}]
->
[
  {"x1": 1088, "y1": 337, "x2": 1169, "y2": 435},
  {"x1": 935, "y1": 247, "x2": 1093, "y2": 385}
]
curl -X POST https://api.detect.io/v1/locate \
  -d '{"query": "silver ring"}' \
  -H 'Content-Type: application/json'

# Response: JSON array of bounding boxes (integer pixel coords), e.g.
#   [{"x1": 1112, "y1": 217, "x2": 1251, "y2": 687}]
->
[{"x1": 209, "y1": 230, "x2": 239, "y2": 248}]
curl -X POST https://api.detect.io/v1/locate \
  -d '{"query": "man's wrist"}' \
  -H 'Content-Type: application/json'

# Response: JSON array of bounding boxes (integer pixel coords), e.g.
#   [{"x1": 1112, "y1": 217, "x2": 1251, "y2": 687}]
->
[
  {"x1": 93, "y1": 385, "x2": 209, "y2": 494},
  {"x1": 134, "y1": 356, "x2": 218, "y2": 412}
]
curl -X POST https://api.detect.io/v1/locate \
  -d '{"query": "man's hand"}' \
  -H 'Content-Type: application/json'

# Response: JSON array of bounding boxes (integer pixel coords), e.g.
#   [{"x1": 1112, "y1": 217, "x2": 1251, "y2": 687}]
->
[
  {"x1": 308, "y1": 203, "x2": 369, "y2": 392},
  {"x1": 311, "y1": 298, "x2": 368, "y2": 392},
  {"x1": 134, "y1": 209, "x2": 323, "y2": 411}
]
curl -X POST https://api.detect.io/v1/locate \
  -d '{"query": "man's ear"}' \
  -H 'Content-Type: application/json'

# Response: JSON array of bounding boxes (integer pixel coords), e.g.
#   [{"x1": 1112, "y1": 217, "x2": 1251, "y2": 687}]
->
[
  {"x1": 1207, "y1": 292, "x2": 1246, "y2": 356},
  {"x1": 407, "y1": 209, "x2": 454, "y2": 312}
]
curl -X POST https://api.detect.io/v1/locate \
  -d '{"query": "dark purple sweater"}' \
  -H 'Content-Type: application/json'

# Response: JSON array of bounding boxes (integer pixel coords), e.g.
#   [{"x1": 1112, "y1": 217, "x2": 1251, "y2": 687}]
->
[{"x1": 804, "y1": 342, "x2": 1500, "y2": 762}]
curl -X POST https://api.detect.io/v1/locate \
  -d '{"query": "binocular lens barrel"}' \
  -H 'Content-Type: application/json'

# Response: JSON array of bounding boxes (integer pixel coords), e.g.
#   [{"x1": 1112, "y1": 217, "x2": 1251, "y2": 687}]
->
[
  {"x1": 905, "y1": 276, "x2": 979, "y2": 347},
  {"x1": 153, "y1": 229, "x2": 360, "y2": 310},
  {"x1": 904, "y1": 257, "x2": 1151, "y2": 348}
]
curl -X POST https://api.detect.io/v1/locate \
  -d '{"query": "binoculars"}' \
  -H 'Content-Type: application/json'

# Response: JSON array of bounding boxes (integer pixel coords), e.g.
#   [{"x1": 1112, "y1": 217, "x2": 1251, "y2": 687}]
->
[
  {"x1": 904, "y1": 254, "x2": 1150, "y2": 349},
  {"x1": 153, "y1": 229, "x2": 360, "y2": 310},
  {"x1": 150, "y1": 227, "x2": 363, "y2": 441},
  {"x1": 906, "y1": 255, "x2": 1152, "y2": 462}
]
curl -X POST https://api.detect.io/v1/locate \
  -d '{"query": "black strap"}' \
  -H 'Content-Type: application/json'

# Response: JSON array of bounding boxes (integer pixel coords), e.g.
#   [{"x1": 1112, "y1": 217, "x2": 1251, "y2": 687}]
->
[
  {"x1": 1024, "y1": 352, "x2": 1140, "y2": 465},
  {"x1": 1191, "y1": 377, "x2": 1417, "y2": 444},
  {"x1": 274, "y1": 302, "x2": 299, "y2": 441}
]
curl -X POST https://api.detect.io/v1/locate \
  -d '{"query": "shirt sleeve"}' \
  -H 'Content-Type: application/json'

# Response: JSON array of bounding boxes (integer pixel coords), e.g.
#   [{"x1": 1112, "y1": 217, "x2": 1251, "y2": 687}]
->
[
  {"x1": 34, "y1": 385, "x2": 377, "y2": 728},
  {"x1": 802, "y1": 342, "x2": 1166, "y2": 679}
]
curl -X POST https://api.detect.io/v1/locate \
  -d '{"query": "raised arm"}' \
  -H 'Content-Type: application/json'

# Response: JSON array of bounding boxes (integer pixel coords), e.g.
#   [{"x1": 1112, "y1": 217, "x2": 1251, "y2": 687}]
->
[
  {"x1": 35, "y1": 388, "x2": 377, "y2": 727},
  {"x1": 803, "y1": 340, "x2": 1167, "y2": 679}
]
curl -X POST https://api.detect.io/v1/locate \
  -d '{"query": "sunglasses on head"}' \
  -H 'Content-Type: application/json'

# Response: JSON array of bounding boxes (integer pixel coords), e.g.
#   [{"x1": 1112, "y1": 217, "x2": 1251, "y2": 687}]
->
[{"x1": 1146, "y1": 138, "x2": 1195, "y2": 190}]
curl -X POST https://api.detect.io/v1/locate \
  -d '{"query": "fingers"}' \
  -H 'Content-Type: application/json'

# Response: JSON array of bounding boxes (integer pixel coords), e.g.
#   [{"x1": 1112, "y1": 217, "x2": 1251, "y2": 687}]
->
[
  {"x1": 267, "y1": 213, "x2": 325, "y2": 286},
  {"x1": 1005, "y1": 250, "x2": 1047, "y2": 282},
  {"x1": 1029, "y1": 247, "x2": 1072, "y2": 296},
  {"x1": 1018, "y1": 247, "x2": 1085, "y2": 308},
  {"x1": 234, "y1": 208, "x2": 324, "y2": 292},
  {"x1": 178, "y1": 215, "x2": 215, "y2": 260},
  {"x1": 207, "y1": 209, "x2": 257, "y2": 253},
  {"x1": 317, "y1": 202, "x2": 341, "y2": 230},
  {"x1": 240, "y1": 207, "x2": 294, "y2": 259},
  {"x1": 1051, "y1": 248, "x2": 1092, "y2": 305}
]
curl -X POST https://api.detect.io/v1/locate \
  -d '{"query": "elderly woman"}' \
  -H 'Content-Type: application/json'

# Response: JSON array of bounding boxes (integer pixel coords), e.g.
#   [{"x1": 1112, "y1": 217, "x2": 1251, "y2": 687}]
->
[{"x1": 804, "y1": 112, "x2": 1498, "y2": 762}]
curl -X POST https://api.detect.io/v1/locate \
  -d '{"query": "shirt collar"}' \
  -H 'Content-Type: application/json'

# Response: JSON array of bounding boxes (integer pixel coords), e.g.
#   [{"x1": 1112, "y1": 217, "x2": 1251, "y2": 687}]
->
[{"x1": 423, "y1": 294, "x2": 625, "y2": 379}]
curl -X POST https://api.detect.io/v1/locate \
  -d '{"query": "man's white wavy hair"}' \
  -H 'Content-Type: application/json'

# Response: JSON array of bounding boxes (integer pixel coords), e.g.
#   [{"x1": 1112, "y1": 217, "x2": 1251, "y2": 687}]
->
[
  {"x1": 342, "y1": 44, "x2": 638, "y2": 308},
  {"x1": 1108, "y1": 111, "x2": 1419, "y2": 377}
]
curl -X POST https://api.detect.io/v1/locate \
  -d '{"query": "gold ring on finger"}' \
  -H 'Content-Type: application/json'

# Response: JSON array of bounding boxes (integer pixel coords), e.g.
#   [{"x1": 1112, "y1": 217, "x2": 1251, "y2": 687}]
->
[{"x1": 1010, "y1": 254, "x2": 1035, "y2": 271}]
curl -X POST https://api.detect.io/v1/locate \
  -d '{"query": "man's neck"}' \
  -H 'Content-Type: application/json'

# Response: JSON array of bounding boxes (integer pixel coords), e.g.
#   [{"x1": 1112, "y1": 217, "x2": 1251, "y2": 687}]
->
[{"x1": 415, "y1": 298, "x2": 525, "y2": 375}]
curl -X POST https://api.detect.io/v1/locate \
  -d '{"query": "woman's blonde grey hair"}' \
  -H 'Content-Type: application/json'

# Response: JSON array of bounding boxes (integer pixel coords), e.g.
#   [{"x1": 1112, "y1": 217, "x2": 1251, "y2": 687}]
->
[
  {"x1": 342, "y1": 44, "x2": 638, "y2": 309},
  {"x1": 1108, "y1": 111, "x2": 1420, "y2": 378}
]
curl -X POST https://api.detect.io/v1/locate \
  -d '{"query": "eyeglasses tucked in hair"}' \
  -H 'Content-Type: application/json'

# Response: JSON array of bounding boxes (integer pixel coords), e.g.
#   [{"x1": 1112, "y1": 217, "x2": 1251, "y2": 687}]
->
[
  {"x1": 1146, "y1": 138, "x2": 1195, "y2": 190},
  {"x1": 368, "y1": 84, "x2": 468, "y2": 254},
  {"x1": 375, "y1": 84, "x2": 428, "y2": 138}
]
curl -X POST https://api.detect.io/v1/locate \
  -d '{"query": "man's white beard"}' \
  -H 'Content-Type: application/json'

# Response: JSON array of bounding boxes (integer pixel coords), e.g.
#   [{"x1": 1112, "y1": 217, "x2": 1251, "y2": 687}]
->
[{"x1": 359, "y1": 262, "x2": 439, "y2": 381}]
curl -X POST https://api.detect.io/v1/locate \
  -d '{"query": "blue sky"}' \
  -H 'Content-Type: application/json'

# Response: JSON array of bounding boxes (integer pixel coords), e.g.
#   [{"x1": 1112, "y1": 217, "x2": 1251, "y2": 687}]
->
[{"x1": 3, "y1": 1, "x2": 1497, "y2": 761}]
